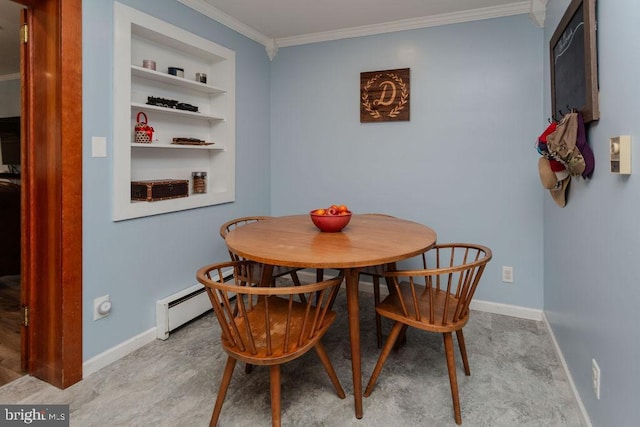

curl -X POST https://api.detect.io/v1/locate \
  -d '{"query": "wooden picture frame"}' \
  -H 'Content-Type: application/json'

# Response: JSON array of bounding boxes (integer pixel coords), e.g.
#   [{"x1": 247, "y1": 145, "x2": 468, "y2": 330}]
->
[{"x1": 550, "y1": 0, "x2": 599, "y2": 123}]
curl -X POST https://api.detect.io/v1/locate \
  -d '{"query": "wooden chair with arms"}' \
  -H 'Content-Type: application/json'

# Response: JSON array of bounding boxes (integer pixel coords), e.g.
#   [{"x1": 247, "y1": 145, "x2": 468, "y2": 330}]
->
[
  {"x1": 220, "y1": 216, "x2": 312, "y2": 375},
  {"x1": 197, "y1": 260, "x2": 346, "y2": 427},
  {"x1": 364, "y1": 243, "x2": 492, "y2": 425},
  {"x1": 220, "y1": 216, "x2": 304, "y2": 287}
]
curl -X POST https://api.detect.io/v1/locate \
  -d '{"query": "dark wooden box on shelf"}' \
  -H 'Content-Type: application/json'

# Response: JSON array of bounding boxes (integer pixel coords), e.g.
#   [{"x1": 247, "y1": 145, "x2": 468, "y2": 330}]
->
[{"x1": 131, "y1": 179, "x2": 189, "y2": 202}]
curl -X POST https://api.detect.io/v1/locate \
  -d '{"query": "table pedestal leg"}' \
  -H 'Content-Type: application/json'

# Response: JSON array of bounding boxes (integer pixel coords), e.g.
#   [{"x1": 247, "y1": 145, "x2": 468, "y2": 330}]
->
[{"x1": 345, "y1": 268, "x2": 363, "y2": 419}]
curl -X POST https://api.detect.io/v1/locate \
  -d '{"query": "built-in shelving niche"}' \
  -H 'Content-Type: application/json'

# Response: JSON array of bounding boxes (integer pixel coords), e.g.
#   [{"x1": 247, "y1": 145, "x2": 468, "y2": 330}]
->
[{"x1": 113, "y1": 3, "x2": 235, "y2": 221}]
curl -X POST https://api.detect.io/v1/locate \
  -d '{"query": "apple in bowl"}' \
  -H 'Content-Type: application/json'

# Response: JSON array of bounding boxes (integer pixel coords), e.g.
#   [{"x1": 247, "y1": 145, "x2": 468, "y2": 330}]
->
[{"x1": 310, "y1": 205, "x2": 352, "y2": 232}]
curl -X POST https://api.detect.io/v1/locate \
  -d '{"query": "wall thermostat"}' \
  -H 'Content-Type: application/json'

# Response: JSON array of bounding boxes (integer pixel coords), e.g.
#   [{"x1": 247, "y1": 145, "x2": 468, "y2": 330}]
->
[
  {"x1": 94, "y1": 295, "x2": 112, "y2": 320},
  {"x1": 610, "y1": 135, "x2": 631, "y2": 174},
  {"x1": 97, "y1": 300, "x2": 112, "y2": 315}
]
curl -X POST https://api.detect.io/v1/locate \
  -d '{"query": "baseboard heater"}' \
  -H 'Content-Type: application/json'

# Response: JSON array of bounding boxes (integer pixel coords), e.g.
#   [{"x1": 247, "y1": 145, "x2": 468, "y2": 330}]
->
[{"x1": 156, "y1": 268, "x2": 233, "y2": 340}]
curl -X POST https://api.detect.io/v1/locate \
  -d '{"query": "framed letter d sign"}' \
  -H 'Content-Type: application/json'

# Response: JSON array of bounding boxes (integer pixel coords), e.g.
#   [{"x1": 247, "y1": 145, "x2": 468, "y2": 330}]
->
[{"x1": 360, "y1": 68, "x2": 410, "y2": 123}]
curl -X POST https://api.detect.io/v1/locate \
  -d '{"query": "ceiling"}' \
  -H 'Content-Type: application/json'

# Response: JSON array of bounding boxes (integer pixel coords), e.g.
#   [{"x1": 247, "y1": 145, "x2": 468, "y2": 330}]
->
[
  {"x1": 0, "y1": 0, "x2": 546, "y2": 76},
  {"x1": 183, "y1": 0, "x2": 546, "y2": 52},
  {"x1": 200, "y1": 0, "x2": 528, "y2": 39}
]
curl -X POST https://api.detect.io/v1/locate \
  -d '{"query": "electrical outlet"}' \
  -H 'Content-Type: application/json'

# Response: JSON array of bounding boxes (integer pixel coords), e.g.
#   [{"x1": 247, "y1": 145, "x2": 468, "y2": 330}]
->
[
  {"x1": 592, "y1": 358, "x2": 601, "y2": 399},
  {"x1": 502, "y1": 266, "x2": 513, "y2": 283}
]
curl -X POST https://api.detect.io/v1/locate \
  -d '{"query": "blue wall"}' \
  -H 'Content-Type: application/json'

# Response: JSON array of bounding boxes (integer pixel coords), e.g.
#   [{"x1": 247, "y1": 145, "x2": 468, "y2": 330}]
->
[
  {"x1": 82, "y1": 0, "x2": 272, "y2": 359},
  {"x1": 544, "y1": 1, "x2": 640, "y2": 425},
  {"x1": 80, "y1": 1, "x2": 636, "y2": 424},
  {"x1": 271, "y1": 15, "x2": 544, "y2": 308}
]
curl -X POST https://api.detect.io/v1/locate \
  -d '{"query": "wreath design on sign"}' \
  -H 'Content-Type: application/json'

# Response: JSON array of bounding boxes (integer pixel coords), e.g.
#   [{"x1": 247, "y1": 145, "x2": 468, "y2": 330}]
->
[
  {"x1": 362, "y1": 74, "x2": 383, "y2": 119},
  {"x1": 361, "y1": 72, "x2": 409, "y2": 120}
]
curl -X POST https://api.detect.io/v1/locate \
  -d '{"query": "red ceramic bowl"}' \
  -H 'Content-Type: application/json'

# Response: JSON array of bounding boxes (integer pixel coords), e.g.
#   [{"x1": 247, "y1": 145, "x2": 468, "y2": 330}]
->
[{"x1": 310, "y1": 211, "x2": 352, "y2": 232}]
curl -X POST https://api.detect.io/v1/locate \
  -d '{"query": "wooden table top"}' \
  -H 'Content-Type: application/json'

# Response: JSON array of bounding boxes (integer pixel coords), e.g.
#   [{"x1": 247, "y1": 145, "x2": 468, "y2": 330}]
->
[{"x1": 225, "y1": 214, "x2": 437, "y2": 269}]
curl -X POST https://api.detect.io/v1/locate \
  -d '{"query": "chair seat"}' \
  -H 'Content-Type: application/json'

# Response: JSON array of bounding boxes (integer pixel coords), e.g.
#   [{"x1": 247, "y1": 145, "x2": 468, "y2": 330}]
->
[
  {"x1": 223, "y1": 295, "x2": 337, "y2": 365},
  {"x1": 377, "y1": 283, "x2": 468, "y2": 333}
]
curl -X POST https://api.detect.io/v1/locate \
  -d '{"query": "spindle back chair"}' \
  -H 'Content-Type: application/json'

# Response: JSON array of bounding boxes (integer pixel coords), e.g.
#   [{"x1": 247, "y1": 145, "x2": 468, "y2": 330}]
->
[
  {"x1": 220, "y1": 216, "x2": 304, "y2": 287},
  {"x1": 197, "y1": 260, "x2": 346, "y2": 427},
  {"x1": 364, "y1": 243, "x2": 492, "y2": 425}
]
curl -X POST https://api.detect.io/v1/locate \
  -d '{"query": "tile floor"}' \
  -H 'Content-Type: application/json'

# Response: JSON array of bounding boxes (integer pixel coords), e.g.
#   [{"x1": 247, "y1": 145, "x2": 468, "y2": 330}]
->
[{"x1": 0, "y1": 291, "x2": 586, "y2": 426}]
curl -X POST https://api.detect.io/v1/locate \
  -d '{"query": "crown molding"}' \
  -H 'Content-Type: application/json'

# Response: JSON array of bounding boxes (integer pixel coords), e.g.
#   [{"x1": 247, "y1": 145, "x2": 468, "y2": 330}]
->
[
  {"x1": 264, "y1": 39, "x2": 279, "y2": 61},
  {"x1": 0, "y1": 73, "x2": 20, "y2": 82},
  {"x1": 529, "y1": 0, "x2": 548, "y2": 28},
  {"x1": 177, "y1": 1, "x2": 541, "y2": 59},
  {"x1": 177, "y1": 0, "x2": 272, "y2": 47},
  {"x1": 276, "y1": 1, "x2": 531, "y2": 47}
]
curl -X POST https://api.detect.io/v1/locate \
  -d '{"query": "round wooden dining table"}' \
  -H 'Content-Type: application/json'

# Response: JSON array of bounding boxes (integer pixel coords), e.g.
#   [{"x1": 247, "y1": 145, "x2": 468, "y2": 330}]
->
[{"x1": 224, "y1": 214, "x2": 437, "y2": 419}]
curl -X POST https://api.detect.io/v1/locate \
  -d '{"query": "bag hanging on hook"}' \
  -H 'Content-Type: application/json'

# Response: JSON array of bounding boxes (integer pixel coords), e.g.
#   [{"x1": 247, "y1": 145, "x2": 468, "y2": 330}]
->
[{"x1": 134, "y1": 112, "x2": 154, "y2": 143}]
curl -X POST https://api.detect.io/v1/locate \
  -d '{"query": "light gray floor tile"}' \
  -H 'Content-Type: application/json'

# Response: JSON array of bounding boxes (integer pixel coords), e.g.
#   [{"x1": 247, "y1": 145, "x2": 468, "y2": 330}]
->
[{"x1": 0, "y1": 291, "x2": 585, "y2": 426}]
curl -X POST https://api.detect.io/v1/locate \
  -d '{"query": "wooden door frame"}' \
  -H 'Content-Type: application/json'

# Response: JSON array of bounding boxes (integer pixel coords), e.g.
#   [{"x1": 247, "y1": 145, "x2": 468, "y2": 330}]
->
[{"x1": 18, "y1": 0, "x2": 83, "y2": 388}]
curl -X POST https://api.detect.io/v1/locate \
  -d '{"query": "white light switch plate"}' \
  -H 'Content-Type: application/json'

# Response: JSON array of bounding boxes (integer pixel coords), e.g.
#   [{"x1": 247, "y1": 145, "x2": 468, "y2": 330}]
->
[{"x1": 92, "y1": 136, "x2": 107, "y2": 158}]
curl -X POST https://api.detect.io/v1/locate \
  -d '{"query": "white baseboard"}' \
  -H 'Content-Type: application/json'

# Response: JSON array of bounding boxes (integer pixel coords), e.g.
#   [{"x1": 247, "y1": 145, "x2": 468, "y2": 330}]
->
[
  {"x1": 83, "y1": 327, "x2": 157, "y2": 378},
  {"x1": 299, "y1": 269, "x2": 544, "y2": 320},
  {"x1": 542, "y1": 312, "x2": 592, "y2": 427},
  {"x1": 470, "y1": 299, "x2": 543, "y2": 321}
]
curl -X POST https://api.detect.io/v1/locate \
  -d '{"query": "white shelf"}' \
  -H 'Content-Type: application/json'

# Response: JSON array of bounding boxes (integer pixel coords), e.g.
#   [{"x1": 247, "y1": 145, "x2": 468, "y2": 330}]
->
[
  {"x1": 131, "y1": 102, "x2": 225, "y2": 121},
  {"x1": 113, "y1": 3, "x2": 235, "y2": 221},
  {"x1": 131, "y1": 65, "x2": 226, "y2": 94},
  {"x1": 131, "y1": 142, "x2": 224, "y2": 150}
]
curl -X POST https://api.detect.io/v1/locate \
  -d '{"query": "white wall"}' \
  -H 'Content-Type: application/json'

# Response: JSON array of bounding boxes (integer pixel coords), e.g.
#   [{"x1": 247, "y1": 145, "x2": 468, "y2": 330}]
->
[
  {"x1": 544, "y1": 1, "x2": 640, "y2": 425},
  {"x1": 270, "y1": 15, "x2": 545, "y2": 308}
]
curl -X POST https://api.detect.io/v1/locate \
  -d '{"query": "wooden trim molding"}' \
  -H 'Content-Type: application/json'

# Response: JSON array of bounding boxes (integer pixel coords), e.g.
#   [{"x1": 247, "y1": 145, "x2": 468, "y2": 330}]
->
[{"x1": 20, "y1": 0, "x2": 83, "y2": 388}]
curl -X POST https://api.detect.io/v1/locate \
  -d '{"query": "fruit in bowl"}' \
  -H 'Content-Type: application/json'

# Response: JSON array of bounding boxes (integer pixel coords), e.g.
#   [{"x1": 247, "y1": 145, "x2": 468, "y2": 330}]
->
[{"x1": 310, "y1": 204, "x2": 352, "y2": 232}]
